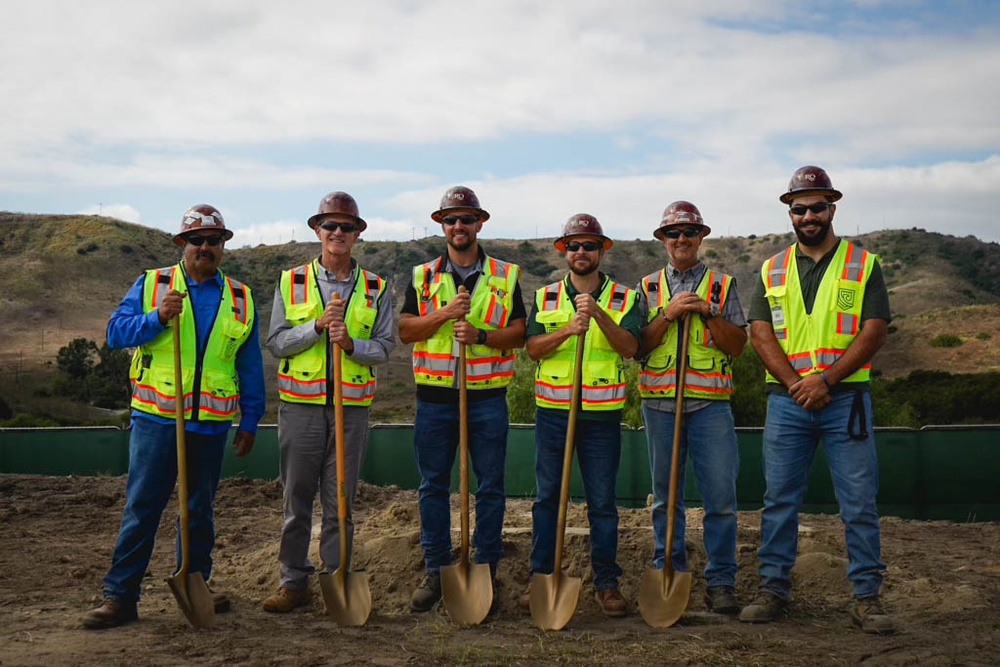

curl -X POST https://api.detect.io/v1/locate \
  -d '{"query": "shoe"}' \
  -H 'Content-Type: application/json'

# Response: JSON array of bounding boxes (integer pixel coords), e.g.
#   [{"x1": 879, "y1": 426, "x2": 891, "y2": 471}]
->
[
  {"x1": 82, "y1": 598, "x2": 138, "y2": 630},
  {"x1": 595, "y1": 588, "x2": 628, "y2": 618},
  {"x1": 487, "y1": 576, "x2": 501, "y2": 618},
  {"x1": 704, "y1": 586, "x2": 741, "y2": 615},
  {"x1": 518, "y1": 581, "x2": 532, "y2": 614},
  {"x1": 850, "y1": 596, "x2": 897, "y2": 634},
  {"x1": 409, "y1": 573, "x2": 442, "y2": 612},
  {"x1": 262, "y1": 587, "x2": 310, "y2": 613},
  {"x1": 738, "y1": 591, "x2": 788, "y2": 623},
  {"x1": 212, "y1": 592, "x2": 231, "y2": 614}
]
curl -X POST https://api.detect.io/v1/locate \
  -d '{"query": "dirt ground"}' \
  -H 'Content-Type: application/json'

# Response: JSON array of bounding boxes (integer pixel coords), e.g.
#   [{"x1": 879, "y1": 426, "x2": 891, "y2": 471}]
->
[{"x1": 1, "y1": 474, "x2": 998, "y2": 667}]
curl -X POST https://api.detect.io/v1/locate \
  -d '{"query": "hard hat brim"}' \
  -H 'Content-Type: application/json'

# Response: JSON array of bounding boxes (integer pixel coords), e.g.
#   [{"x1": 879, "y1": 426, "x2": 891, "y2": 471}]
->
[
  {"x1": 653, "y1": 222, "x2": 712, "y2": 240},
  {"x1": 779, "y1": 188, "x2": 843, "y2": 205},
  {"x1": 172, "y1": 228, "x2": 234, "y2": 247},
  {"x1": 430, "y1": 207, "x2": 490, "y2": 223},
  {"x1": 307, "y1": 213, "x2": 368, "y2": 232},
  {"x1": 554, "y1": 234, "x2": 613, "y2": 252}
]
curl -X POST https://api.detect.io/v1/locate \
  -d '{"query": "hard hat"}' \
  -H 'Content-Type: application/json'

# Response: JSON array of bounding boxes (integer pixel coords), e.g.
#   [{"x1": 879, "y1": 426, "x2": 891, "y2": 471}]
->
[
  {"x1": 554, "y1": 213, "x2": 613, "y2": 252},
  {"x1": 430, "y1": 186, "x2": 490, "y2": 223},
  {"x1": 307, "y1": 191, "x2": 367, "y2": 231},
  {"x1": 173, "y1": 204, "x2": 233, "y2": 247},
  {"x1": 779, "y1": 165, "x2": 843, "y2": 204},
  {"x1": 653, "y1": 200, "x2": 711, "y2": 240}
]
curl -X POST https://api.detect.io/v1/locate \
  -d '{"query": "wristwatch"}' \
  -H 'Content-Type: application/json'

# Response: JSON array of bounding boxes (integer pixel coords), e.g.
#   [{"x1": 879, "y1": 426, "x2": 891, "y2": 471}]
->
[
  {"x1": 476, "y1": 329, "x2": 488, "y2": 345},
  {"x1": 705, "y1": 303, "x2": 720, "y2": 320}
]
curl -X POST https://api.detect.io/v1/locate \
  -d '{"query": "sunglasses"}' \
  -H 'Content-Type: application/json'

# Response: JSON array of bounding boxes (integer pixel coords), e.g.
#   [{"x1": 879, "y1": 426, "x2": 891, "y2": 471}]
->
[
  {"x1": 319, "y1": 221, "x2": 359, "y2": 234},
  {"x1": 789, "y1": 202, "x2": 834, "y2": 216},
  {"x1": 662, "y1": 228, "x2": 702, "y2": 240},
  {"x1": 185, "y1": 234, "x2": 224, "y2": 247},
  {"x1": 565, "y1": 241, "x2": 602, "y2": 252},
  {"x1": 441, "y1": 215, "x2": 480, "y2": 226}
]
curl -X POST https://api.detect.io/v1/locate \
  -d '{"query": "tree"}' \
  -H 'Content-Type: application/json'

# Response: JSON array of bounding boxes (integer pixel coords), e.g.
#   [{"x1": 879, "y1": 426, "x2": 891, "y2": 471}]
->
[{"x1": 56, "y1": 338, "x2": 98, "y2": 380}]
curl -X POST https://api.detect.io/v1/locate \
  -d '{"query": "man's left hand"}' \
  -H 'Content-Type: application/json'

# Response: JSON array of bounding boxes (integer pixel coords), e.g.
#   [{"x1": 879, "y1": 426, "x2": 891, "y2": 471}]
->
[
  {"x1": 232, "y1": 430, "x2": 255, "y2": 458},
  {"x1": 789, "y1": 374, "x2": 832, "y2": 411}
]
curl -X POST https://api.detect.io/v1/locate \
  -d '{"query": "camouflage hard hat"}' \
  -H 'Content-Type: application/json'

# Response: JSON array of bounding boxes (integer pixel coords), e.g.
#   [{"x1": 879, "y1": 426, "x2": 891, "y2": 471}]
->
[
  {"x1": 173, "y1": 204, "x2": 233, "y2": 247},
  {"x1": 654, "y1": 200, "x2": 711, "y2": 240}
]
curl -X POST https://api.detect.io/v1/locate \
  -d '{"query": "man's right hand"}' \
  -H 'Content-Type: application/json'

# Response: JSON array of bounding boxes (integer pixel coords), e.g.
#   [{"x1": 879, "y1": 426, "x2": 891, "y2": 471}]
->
[
  {"x1": 444, "y1": 290, "x2": 471, "y2": 320},
  {"x1": 156, "y1": 290, "x2": 186, "y2": 325},
  {"x1": 314, "y1": 301, "x2": 340, "y2": 333}
]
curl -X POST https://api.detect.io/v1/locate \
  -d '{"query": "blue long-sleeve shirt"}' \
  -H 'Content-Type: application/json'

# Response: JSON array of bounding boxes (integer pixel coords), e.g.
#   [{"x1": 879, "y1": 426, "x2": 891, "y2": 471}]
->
[{"x1": 107, "y1": 269, "x2": 266, "y2": 435}]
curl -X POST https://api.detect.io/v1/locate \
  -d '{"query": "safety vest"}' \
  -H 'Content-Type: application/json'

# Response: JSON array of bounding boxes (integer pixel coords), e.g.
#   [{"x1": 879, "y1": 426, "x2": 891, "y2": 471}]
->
[
  {"x1": 410, "y1": 254, "x2": 520, "y2": 389},
  {"x1": 638, "y1": 267, "x2": 735, "y2": 399},
  {"x1": 276, "y1": 260, "x2": 386, "y2": 406},
  {"x1": 129, "y1": 264, "x2": 254, "y2": 421},
  {"x1": 533, "y1": 277, "x2": 636, "y2": 411},
  {"x1": 762, "y1": 240, "x2": 877, "y2": 383}
]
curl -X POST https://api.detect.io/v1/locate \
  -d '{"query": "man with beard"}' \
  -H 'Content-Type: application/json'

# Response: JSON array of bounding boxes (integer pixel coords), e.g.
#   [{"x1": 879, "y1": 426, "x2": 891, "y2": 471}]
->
[
  {"x1": 399, "y1": 186, "x2": 526, "y2": 614},
  {"x1": 739, "y1": 166, "x2": 896, "y2": 634},
  {"x1": 519, "y1": 213, "x2": 641, "y2": 618}
]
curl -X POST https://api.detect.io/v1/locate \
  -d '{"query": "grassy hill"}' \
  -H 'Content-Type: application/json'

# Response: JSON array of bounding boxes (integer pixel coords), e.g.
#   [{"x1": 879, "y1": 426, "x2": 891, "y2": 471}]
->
[{"x1": 1, "y1": 212, "x2": 998, "y2": 424}]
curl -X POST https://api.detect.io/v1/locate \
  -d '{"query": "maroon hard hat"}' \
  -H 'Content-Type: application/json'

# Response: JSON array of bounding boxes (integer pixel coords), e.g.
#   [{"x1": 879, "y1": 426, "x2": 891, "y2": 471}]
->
[
  {"x1": 430, "y1": 185, "x2": 490, "y2": 223},
  {"x1": 779, "y1": 165, "x2": 843, "y2": 204},
  {"x1": 653, "y1": 200, "x2": 711, "y2": 240},
  {"x1": 307, "y1": 191, "x2": 367, "y2": 231},
  {"x1": 554, "y1": 213, "x2": 613, "y2": 252},
  {"x1": 172, "y1": 204, "x2": 233, "y2": 247}
]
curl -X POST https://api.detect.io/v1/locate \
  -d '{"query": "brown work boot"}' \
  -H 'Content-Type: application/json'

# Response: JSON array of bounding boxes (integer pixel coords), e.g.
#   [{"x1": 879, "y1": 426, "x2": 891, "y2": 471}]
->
[
  {"x1": 850, "y1": 596, "x2": 897, "y2": 634},
  {"x1": 595, "y1": 588, "x2": 628, "y2": 618},
  {"x1": 409, "y1": 572, "x2": 442, "y2": 612},
  {"x1": 82, "y1": 598, "x2": 138, "y2": 630},
  {"x1": 738, "y1": 591, "x2": 788, "y2": 623},
  {"x1": 704, "y1": 586, "x2": 741, "y2": 615},
  {"x1": 518, "y1": 581, "x2": 532, "y2": 614},
  {"x1": 262, "y1": 586, "x2": 310, "y2": 613}
]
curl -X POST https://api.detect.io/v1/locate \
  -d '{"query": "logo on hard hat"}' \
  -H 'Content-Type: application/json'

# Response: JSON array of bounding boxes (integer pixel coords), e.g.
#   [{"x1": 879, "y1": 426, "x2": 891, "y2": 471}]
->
[
  {"x1": 803, "y1": 173, "x2": 816, "y2": 182},
  {"x1": 183, "y1": 210, "x2": 222, "y2": 227}
]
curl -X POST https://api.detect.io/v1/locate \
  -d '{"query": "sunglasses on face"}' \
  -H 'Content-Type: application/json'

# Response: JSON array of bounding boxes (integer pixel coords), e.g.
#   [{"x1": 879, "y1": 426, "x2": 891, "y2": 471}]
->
[
  {"x1": 565, "y1": 241, "x2": 602, "y2": 252},
  {"x1": 789, "y1": 202, "x2": 834, "y2": 216},
  {"x1": 441, "y1": 215, "x2": 479, "y2": 226},
  {"x1": 663, "y1": 228, "x2": 701, "y2": 239},
  {"x1": 319, "y1": 221, "x2": 359, "y2": 234},
  {"x1": 185, "y1": 234, "x2": 224, "y2": 247}
]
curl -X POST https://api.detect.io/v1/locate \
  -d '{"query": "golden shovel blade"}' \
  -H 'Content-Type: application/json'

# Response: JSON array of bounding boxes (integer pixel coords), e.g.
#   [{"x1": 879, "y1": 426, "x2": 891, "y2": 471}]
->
[
  {"x1": 319, "y1": 569, "x2": 372, "y2": 627},
  {"x1": 637, "y1": 567, "x2": 692, "y2": 628},
  {"x1": 440, "y1": 561, "x2": 493, "y2": 626},
  {"x1": 166, "y1": 571, "x2": 215, "y2": 628},
  {"x1": 529, "y1": 572, "x2": 582, "y2": 631}
]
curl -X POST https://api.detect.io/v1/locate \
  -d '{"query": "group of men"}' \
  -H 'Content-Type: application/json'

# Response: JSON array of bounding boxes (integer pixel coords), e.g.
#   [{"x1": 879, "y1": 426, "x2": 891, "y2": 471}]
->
[{"x1": 82, "y1": 165, "x2": 896, "y2": 636}]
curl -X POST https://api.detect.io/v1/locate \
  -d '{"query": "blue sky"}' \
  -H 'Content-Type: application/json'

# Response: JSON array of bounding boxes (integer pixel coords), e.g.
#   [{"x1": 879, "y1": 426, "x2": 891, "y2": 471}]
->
[{"x1": 2, "y1": 0, "x2": 998, "y2": 247}]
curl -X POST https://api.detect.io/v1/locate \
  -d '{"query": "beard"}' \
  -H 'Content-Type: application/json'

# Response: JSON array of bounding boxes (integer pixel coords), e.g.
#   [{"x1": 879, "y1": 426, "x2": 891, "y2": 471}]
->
[
  {"x1": 447, "y1": 233, "x2": 473, "y2": 252},
  {"x1": 794, "y1": 221, "x2": 831, "y2": 247},
  {"x1": 569, "y1": 261, "x2": 598, "y2": 276}
]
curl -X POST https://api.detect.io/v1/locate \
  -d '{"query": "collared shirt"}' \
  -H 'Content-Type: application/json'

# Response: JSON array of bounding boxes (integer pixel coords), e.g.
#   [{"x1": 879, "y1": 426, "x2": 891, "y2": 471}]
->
[{"x1": 107, "y1": 269, "x2": 266, "y2": 435}]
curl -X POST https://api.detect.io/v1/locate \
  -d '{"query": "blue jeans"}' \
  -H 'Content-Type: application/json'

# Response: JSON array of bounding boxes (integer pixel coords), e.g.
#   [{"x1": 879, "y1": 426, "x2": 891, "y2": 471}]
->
[
  {"x1": 642, "y1": 401, "x2": 739, "y2": 588},
  {"x1": 757, "y1": 391, "x2": 884, "y2": 600},
  {"x1": 103, "y1": 416, "x2": 226, "y2": 602},
  {"x1": 413, "y1": 396, "x2": 508, "y2": 574},
  {"x1": 531, "y1": 410, "x2": 622, "y2": 591}
]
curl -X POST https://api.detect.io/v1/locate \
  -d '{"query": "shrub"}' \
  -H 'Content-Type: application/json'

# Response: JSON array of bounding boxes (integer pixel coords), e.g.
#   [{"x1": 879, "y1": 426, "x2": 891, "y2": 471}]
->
[
  {"x1": 976, "y1": 332, "x2": 991, "y2": 341},
  {"x1": 929, "y1": 334, "x2": 963, "y2": 348}
]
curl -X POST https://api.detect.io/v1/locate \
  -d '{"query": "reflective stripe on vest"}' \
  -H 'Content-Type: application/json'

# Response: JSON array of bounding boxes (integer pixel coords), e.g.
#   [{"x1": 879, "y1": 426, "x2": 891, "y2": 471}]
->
[
  {"x1": 638, "y1": 268, "x2": 735, "y2": 399},
  {"x1": 533, "y1": 277, "x2": 635, "y2": 411},
  {"x1": 762, "y1": 241, "x2": 876, "y2": 383},
  {"x1": 129, "y1": 264, "x2": 254, "y2": 421},
  {"x1": 410, "y1": 254, "x2": 520, "y2": 389},
  {"x1": 275, "y1": 260, "x2": 385, "y2": 406}
]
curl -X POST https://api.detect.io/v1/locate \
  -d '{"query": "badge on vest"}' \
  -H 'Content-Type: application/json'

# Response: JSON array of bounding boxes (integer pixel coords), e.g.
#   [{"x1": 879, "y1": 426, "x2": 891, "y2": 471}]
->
[
  {"x1": 771, "y1": 305, "x2": 785, "y2": 327},
  {"x1": 837, "y1": 287, "x2": 858, "y2": 311}
]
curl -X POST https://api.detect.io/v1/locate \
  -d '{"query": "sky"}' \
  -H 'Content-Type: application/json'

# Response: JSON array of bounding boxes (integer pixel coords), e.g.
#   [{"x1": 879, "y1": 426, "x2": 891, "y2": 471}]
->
[{"x1": 2, "y1": 0, "x2": 999, "y2": 248}]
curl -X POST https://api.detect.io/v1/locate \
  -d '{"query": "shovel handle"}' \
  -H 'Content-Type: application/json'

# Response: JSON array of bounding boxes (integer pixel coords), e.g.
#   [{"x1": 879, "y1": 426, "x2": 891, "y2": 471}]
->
[
  {"x1": 331, "y1": 294, "x2": 349, "y2": 571},
  {"x1": 553, "y1": 332, "x2": 586, "y2": 576},
  {"x1": 664, "y1": 315, "x2": 693, "y2": 578},
  {"x1": 171, "y1": 317, "x2": 193, "y2": 575},
  {"x1": 457, "y1": 286, "x2": 471, "y2": 565}
]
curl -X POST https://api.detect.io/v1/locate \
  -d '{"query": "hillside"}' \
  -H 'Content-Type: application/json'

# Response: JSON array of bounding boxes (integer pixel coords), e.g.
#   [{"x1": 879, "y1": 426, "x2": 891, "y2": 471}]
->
[{"x1": 1, "y1": 212, "x2": 998, "y2": 423}]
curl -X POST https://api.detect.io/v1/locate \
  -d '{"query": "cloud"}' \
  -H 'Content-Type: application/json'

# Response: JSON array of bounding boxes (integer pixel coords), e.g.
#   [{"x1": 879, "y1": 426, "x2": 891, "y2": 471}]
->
[{"x1": 77, "y1": 203, "x2": 142, "y2": 224}]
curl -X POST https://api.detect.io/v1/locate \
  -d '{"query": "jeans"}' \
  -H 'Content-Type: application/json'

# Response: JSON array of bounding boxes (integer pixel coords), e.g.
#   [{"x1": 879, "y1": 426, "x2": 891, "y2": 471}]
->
[
  {"x1": 413, "y1": 395, "x2": 508, "y2": 574},
  {"x1": 103, "y1": 416, "x2": 227, "y2": 602},
  {"x1": 757, "y1": 391, "x2": 884, "y2": 600},
  {"x1": 531, "y1": 410, "x2": 622, "y2": 591},
  {"x1": 642, "y1": 401, "x2": 739, "y2": 587}
]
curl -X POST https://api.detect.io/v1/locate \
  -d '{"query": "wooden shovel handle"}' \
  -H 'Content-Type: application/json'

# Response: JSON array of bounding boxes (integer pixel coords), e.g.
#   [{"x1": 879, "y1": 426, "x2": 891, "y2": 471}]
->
[
  {"x1": 664, "y1": 314, "x2": 693, "y2": 577},
  {"x1": 553, "y1": 332, "x2": 586, "y2": 575},
  {"x1": 331, "y1": 294, "x2": 349, "y2": 570}
]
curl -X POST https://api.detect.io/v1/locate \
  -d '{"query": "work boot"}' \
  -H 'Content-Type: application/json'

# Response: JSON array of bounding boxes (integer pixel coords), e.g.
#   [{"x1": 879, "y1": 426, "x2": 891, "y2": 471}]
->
[
  {"x1": 82, "y1": 598, "x2": 138, "y2": 630},
  {"x1": 487, "y1": 575, "x2": 501, "y2": 618},
  {"x1": 850, "y1": 596, "x2": 897, "y2": 634},
  {"x1": 595, "y1": 588, "x2": 629, "y2": 618},
  {"x1": 518, "y1": 581, "x2": 532, "y2": 615},
  {"x1": 704, "y1": 586, "x2": 741, "y2": 615},
  {"x1": 262, "y1": 586, "x2": 310, "y2": 613},
  {"x1": 738, "y1": 591, "x2": 788, "y2": 623},
  {"x1": 409, "y1": 572, "x2": 442, "y2": 612}
]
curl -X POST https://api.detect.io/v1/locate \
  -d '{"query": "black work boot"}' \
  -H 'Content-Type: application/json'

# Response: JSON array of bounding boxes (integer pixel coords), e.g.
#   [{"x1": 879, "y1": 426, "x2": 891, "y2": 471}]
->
[
  {"x1": 704, "y1": 586, "x2": 741, "y2": 615},
  {"x1": 82, "y1": 598, "x2": 138, "y2": 630},
  {"x1": 738, "y1": 591, "x2": 788, "y2": 623},
  {"x1": 409, "y1": 572, "x2": 442, "y2": 612}
]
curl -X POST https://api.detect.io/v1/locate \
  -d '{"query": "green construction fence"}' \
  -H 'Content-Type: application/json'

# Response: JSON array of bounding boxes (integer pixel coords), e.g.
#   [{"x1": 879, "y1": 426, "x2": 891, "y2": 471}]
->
[{"x1": 1, "y1": 424, "x2": 998, "y2": 522}]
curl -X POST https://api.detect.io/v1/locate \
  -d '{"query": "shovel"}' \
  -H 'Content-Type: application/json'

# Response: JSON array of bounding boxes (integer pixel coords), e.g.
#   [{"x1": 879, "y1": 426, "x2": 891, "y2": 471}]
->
[
  {"x1": 530, "y1": 332, "x2": 586, "y2": 631},
  {"x1": 165, "y1": 317, "x2": 215, "y2": 628},
  {"x1": 441, "y1": 287, "x2": 493, "y2": 625},
  {"x1": 319, "y1": 294, "x2": 372, "y2": 626},
  {"x1": 638, "y1": 314, "x2": 694, "y2": 628}
]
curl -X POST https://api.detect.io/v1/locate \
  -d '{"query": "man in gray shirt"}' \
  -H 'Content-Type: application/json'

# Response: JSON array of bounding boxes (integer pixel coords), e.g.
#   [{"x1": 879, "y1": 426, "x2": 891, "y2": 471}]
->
[
  {"x1": 635, "y1": 201, "x2": 748, "y2": 615},
  {"x1": 262, "y1": 192, "x2": 394, "y2": 613}
]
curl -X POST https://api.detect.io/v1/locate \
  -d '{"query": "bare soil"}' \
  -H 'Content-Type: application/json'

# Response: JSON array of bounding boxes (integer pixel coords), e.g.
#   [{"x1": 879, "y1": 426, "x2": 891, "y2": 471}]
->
[{"x1": 1, "y1": 474, "x2": 998, "y2": 666}]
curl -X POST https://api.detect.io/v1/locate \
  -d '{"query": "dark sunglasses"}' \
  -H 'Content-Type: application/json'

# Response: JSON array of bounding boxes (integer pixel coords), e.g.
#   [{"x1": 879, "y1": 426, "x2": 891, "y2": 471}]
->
[
  {"x1": 441, "y1": 215, "x2": 480, "y2": 226},
  {"x1": 565, "y1": 241, "x2": 602, "y2": 252},
  {"x1": 789, "y1": 202, "x2": 834, "y2": 216},
  {"x1": 663, "y1": 228, "x2": 702, "y2": 240},
  {"x1": 319, "y1": 221, "x2": 359, "y2": 234},
  {"x1": 185, "y1": 234, "x2": 224, "y2": 247}
]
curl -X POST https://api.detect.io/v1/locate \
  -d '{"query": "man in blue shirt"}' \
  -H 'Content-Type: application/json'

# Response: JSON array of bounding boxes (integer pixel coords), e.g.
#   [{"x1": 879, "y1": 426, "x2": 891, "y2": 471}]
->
[{"x1": 82, "y1": 205, "x2": 265, "y2": 629}]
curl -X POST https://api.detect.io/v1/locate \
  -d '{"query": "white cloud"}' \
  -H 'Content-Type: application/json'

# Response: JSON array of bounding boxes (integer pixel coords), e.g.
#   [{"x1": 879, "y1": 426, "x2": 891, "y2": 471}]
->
[{"x1": 78, "y1": 203, "x2": 142, "y2": 224}]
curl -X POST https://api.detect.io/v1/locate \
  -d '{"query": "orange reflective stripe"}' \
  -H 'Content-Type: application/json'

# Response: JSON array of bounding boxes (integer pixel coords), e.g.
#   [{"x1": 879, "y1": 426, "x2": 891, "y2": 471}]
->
[{"x1": 766, "y1": 248, "x2": 792, "y2": 289}]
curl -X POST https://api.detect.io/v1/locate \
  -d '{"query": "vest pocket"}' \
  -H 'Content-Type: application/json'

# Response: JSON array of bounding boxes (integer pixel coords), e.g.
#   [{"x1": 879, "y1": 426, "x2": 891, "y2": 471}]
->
[
  {"x1": 286, "y1": 301, "x2": 321, "y2": 325},
  {"x1": 351, "y1": 306, "x2": 377, "y2": 340}
]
